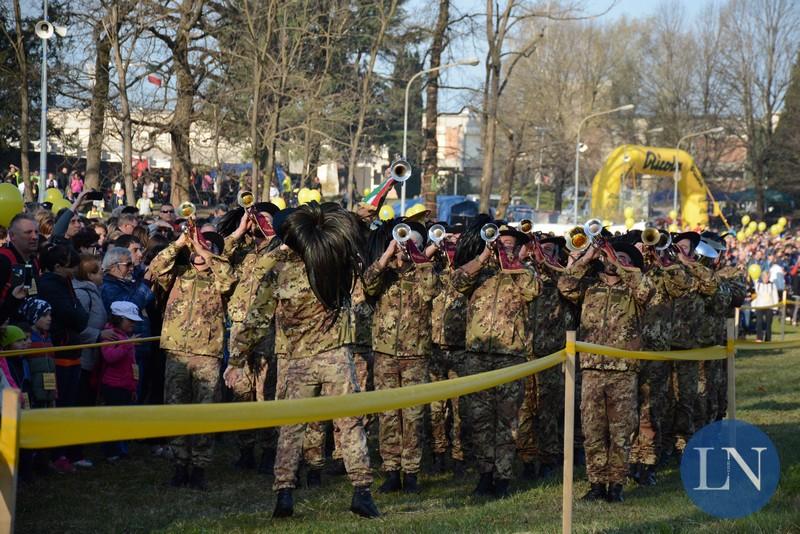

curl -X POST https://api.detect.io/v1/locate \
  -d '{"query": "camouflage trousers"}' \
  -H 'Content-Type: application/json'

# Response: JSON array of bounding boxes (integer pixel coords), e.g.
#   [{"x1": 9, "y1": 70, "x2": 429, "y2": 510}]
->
[
  {"x1": 273, "y1": 346, "x2": 372, "y2": 490},
  {"x1": 164, "y1": 351, "x2": 221, "y2": 468},
  {"x1": 462, "y1": 352, "x2": 525, "y2": 480},
  {"x1": 516, "y1": 363, "x2": 564, "y2": 465},
  {"x1": 374, "y1": 352, "x2": 428, "y2": 474},
  {"x1": 630, "y1": 361, "x2": 670, "y2": 466},
  {"x1": 228, "y1": 322, "x2": 278, "y2": 451},
  {"x1": 581, "y1": 370, "x2": 638, "y2": 485},
  {"x1": 429, "y1": 347, "x2": 465, "y2": 461},
  {"x1": 695, "y1": 359, "x2": 727, "y2": 428},
  {"x1": 303, "y1": 350, "x2": 373, "y2": 467},
  {"x1": 665, "y1": 360, "x2": 699, "y2": 453}
]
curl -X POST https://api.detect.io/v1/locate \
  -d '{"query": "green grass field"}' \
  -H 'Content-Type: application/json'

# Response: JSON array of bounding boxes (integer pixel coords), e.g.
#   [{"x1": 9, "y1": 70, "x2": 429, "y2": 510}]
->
[{"x1": 16, "y1": 334, "x2": 800, "y2": 533}]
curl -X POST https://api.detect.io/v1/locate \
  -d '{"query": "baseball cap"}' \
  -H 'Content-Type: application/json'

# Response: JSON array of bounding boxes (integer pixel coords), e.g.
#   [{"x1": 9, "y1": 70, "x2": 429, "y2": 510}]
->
[{"x1": 110, "y1": 301, "x2": 143, "y2": 322}]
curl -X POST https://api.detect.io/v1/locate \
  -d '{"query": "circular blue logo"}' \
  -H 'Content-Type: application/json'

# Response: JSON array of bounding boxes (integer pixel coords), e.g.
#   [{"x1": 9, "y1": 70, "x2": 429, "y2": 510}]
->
[{"x1": 680, "y1": 419, "x2": 780, "y2": 519}]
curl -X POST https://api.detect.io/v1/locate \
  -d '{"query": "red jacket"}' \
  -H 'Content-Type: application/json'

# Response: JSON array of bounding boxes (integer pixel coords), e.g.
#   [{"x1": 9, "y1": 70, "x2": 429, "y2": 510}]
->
[{"x1": 99, "y1": 325, "x2": 137, "y2": 392}]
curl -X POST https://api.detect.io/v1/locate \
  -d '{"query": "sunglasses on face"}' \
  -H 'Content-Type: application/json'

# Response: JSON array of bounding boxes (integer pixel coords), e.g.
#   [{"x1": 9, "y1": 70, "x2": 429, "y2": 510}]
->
[{"x1": 161, "y1": 209, "x2": 174, "y2": 214}]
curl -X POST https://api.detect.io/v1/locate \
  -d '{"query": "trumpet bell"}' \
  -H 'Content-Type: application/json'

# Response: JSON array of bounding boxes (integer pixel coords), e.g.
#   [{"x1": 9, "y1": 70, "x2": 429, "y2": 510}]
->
[
  {"x1": 519, "y1": 219, "x2": 533, "y2": 234},
  {"x1": 642, "y1": 227, "x2": 661, "y2": 247},
  {"x1": 583, "y1": 218, "x2": 604, "y2": 238},
  {"x1": 178, "y1": 201, "x2": 196, "y2": 218},
  {"x1": 565, "y1": 226, "x2": 590, "y2": 253},
  {"x1": 656, "y1": 230, "x2": 672, "y2": 251},
  {"x1": 428, "y1": 224, "x2": 446, "y2": 245},
  {"x1": 480, "y1": 223, "x2": 499, "y2": 243},
  {"x1": 390, "y1": 159, "x2": 412, "y2": 183},
  {"x1": 392, "y1": 223, "x2": 412, "y2": 243},
  {"x1": 237, "y1": 190, "x2": 256, "y2": 209}
]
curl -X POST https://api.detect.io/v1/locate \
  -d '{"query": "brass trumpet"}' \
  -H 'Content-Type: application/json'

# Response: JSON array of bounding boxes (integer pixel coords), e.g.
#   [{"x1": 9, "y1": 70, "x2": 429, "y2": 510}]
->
[
  {"x1": 642, "y1": 227, "x2": 661, "y2": 247},
  {"x1": 519, "y1": 219, "x2": 533, "y2": 234},
  {"x1": 178, "y1": 201, "x2": 196, "y2": 219},
  {"x1": 564, "y1": 218, "x2": 604, "y2": 253},
  {"x1": 237, "y1": 190, "x2": 256, "y2": 209},
  {"x1": 480, "y1": 223, "x2": 499, "y2": 243},
  {"x1": 428, "y1": 224, "x2": 446, "y2": 246}
]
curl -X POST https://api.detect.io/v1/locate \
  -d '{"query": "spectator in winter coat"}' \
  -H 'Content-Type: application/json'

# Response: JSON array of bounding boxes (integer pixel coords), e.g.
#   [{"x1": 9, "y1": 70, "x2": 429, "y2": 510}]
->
[{"x1": 73, "y1": 255, "x2": 111, "y2": 406}]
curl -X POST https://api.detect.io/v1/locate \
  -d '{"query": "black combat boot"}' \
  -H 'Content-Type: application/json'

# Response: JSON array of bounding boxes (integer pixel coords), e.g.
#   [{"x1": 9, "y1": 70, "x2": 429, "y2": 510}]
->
[
  {"x1": 258, "y1": 448, "x2": 275, "y2": 475},
  {"x1": 639, "y1": 464, "x2": 657, "y2": 486},
  {"x1": 350, "y1": 486, "x2": 380, "y2": 518},
  {"x1": 273, "y1": 489, "x2": 294, "y2": 518},
  {"x1": 189, "y1": 466, "x2": 207, "y2": 490},
  {"x1": 233, "y1": 447, "x2": 256, "y2": 470},
  {"x1": 493, "y1": 478, "x2": 511, "y2": 498},
  {"x1": 307, "y1": 468, "x2": 322, "y2": 489},
  {"x1": 606, "y1": 483, "x2": 624, "y2": 502},
  {"x1": 431, "y1": 453, "x2": 447, "y2": 474},
  {"x1": 402, "y1": 472, "x2": 420, "y2": 494},
  {"x1": 473, "y1": 472, "x2": 494, "y2": 496},
  {"x1": 628, "y1": 462, "x2": 642, "y2": 483},
  {"x1": 378, "y1": 471, "x2": 402, "y2": 493},
  {"x1": 452, "y1": 460, "x2": 466, "y2": 478},
  {"x1": 521, "y1": 462, "x2": 538, "y2": 480},
  {"x1": 168, "y1": 464, "x2": 190, "y2": 487},
  {"x1": 327, "y1": 458, "x2": 347, "y2": 475},
  {"x1": 581, "y1": 483, "x2": 607, "y2": 501},
  {"x1": 538, "y1": 462, "x2": 557, "y2": 479}
]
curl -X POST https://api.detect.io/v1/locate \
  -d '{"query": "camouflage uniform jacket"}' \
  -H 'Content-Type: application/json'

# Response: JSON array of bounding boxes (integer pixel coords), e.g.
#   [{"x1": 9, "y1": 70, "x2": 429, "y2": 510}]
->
[
  {"x1": 706, "y1": 266, "x2": 748, "y2": 346},
  {"x1": 430, "y1": 264, "x2": 467, "y2": 349},
  {"x1": 671, "y1": 262, "x2": 719, "y2": 349},
  {"x1": 231, "y1": 248, "x2": 353, "y2": 364},
  {"x1": 151, "y1": 241, "x2": 235, "y2": 358},
  {"x1": 351, "y1": 279, "x2": 373, "y2": 351},
  {"x1": 558, "y1": 262, "x2": 654, "y2": 371},
  {"x1": 452, "y1": 258, "x2": 540, "y2": 357},
  {"x1": 363, "y1": 261, "x2": 438, "y2": 358},
  {"x1": 226, "y1": 238, "x2": 275, "y2": 323},
  {"x1": 529, "y1": 271, "x2": 570, "y2": 358},
  {"x1": 641, "y1": 263, "x2": 695, "y2": 351}
]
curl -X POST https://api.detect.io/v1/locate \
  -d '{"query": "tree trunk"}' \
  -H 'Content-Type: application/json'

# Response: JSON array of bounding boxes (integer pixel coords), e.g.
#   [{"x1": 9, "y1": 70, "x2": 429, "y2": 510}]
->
[
  {"x1": 169, "y1": 26, "x2": 194, "y2": 205},
  {"x1": 250, "y1": 58, "x2": 261, "y2": 197},
  {"x1": 495, "y1": 130, "x2": 517, "y2": 219},
  {"x1": 85, "y1": 30, "x2": 112, "y2": 192},
  {"x1": 12, "y1": 0, "x2": 31, "y2": 201},
  {"x1": 110, "y1": 9, "x2": 136, "y2": 206},
  {"x1": 420, "y1": 0, "x2": 449, "y2": 217}
]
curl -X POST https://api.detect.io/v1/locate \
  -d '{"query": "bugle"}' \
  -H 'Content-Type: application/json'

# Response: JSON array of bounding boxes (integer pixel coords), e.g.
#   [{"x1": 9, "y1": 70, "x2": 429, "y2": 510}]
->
[
  {"x1": 392, "y1": 223, "x2": 412, "y2": 244},
  {"x1": 480, "y1": 223, "x2": 499, "y2": 243},
  {"x1": 428, "y1": 224, "x2": 446, "y2": 246},
  {"x1": 237, "y1": 190, "x2": 256, "y2": 209},
  {"x1": 519, "y1": 219, "x2": 533, "y2": 234},
  {"x1": 389, "y1": 159, "x2": 412, "y2": 183}
]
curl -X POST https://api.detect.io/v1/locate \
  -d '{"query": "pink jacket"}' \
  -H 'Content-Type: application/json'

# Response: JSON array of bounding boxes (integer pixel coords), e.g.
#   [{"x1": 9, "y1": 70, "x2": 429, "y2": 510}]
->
[{"x1": 99, "y1": 325, "x2": 137, "y2": 392}]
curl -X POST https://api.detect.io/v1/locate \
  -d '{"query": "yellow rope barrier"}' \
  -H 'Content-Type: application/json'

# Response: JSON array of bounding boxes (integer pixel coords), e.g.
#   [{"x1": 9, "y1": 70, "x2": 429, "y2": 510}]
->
[
  {"x1": 0, "y1": 337, "x2": 160, "y2": 358},
  {"x1": 575, "y1": 341, "x2": 728, "y2": 361}
]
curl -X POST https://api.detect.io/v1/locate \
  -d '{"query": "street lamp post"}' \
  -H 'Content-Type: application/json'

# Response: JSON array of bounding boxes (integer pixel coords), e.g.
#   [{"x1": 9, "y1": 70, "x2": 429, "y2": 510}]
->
[
  {"x1": 673, "y1": 126, "x2": 725, "y2": 215},
  {"x1": 401, "y1": 57, "x2": 479, "y2": 215},
  {"x1": 573, "y1": 104, "x2": 634, "y2": 224}
]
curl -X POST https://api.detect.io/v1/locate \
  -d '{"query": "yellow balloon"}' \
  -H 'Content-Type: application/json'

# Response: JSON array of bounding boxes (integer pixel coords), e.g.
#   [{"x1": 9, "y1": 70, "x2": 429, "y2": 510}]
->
[
  {"x1": 741, "y1": 215, "x2": 751, "y2": 226},
  {"x1": 736, "y1": 232, "x2": 746, "y2": 242},
  {"x1": 748, "y1": 264, "x2": 762, "y2": 282},
  {"x1": 308, "y1": 189, "x2": 322, "y2": 203},
  {"x1": 269, "y1": 197, "x2": 286, "y2": 210},
  {"x1": 378, "y1": 204, "x2": 395, "y2": 221},
  {"x1": 778, "y1": 216, "x2": 787, "y2": 227},
  {"x1": 745, "y1": 227, "x2": 754, "y2": 237},
  {"x1": 668, "y1": 223, "x2": 679, "y2": 232},
  {"x1": 757, "y1": 221, "x2": 767, "y2": 232},
  {"x1": 668, "y1": 209, "x2": 678, "y2": 220},
  {"x1": 51, "y1": 198, "x2": 71, "y2": 213},
  {"x1": 0, "y1": 183, "x2": 24, "y2": 227},
  {"x1": 747, "y1": 221, "x2": 757, "y2": 231},
  {"x1": 363, "y1": 188, "x2": 371, "y2": 197},
  {"x1": 770, "y1": 225, "x2": 781, "y2": 236},
  {"x1": 623, "y1": 206, "x2": 634, "y2": 219},
  {"x1": 624, "y1": 217, "x2": 635, "y2": 229},
  {"x1": 44, "y1": 187, "x2": 62, "y2": 202}
]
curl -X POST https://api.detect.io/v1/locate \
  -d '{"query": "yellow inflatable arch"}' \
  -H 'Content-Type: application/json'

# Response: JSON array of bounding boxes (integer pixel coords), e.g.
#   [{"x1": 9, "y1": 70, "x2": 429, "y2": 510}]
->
[{"x1": 590, "y1": 144, "x2": 714, "y2": 228}]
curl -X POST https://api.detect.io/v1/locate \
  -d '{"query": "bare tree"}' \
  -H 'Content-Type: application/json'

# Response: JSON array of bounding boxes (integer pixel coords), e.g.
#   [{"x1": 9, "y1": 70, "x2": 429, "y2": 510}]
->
[{"x1": 84, "y1": 12, "x2": 112, "y2": 192}]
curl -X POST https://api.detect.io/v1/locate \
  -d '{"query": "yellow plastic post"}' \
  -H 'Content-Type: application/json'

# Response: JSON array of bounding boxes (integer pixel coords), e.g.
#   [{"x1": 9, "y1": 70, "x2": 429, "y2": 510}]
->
[
  {"x1": 0, "y1": 389, "x2": 21, "y2": 534},
  {"x1": 562, "y1": 331, "x2": 576, "y2": 534},
  {"x1": 781, "y1": 290, "x2": 787, "y2": 341},
  {"x1": 726, "y1": 319, "x2": 736, "y2": 421}
]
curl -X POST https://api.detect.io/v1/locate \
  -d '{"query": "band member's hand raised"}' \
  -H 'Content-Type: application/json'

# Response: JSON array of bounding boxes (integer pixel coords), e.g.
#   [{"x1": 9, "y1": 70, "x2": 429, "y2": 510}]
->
[{"x1": 378, "y1": 240, "x2": 399, "y2": 269}]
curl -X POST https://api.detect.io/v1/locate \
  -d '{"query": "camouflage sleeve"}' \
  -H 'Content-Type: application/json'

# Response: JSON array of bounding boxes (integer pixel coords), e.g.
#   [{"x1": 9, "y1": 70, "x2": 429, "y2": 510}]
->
[
  {"x1": 685, "y1": 261, "x2": 719, "y2": 296},
  {"x1": 229, "y1": 274, "x2": 277, "y2": 367},
  {"x1": 661, "y1": 263, "x2": 694, "y2": 299},
  {"x1": 557, "y1": 262, "x2": 591, "y2": 304},
  {"x1": 208, "y1": 255, "x2": 237, "y2": 296},
  {"x1": 417, "y1": 263, "x2": 440, "y2": 300},
  {"x1": 149, "y1": 241, "x2": 184, "y2": 291},
  {"x1": 516, "y1": 270, "x2": 541, "y2": 302},
  {"x1": 362, "y1": 262, "x2": 386, "y2": 297},
  {"x1": 451, "y1": 267, "x2": 478, "y2": 295},
  {"x1": 617, "y1": 266, "x2": 655, "y2": 305},
  {"x1": 222, "y1": 235, "x2": 241, "y2": 260}
]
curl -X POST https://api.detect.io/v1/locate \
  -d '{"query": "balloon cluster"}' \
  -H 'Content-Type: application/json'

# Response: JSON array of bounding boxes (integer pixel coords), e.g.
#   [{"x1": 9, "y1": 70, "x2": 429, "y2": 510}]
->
[{"x1": 738, "y1": 214, "x2": 787, "y2": 241}]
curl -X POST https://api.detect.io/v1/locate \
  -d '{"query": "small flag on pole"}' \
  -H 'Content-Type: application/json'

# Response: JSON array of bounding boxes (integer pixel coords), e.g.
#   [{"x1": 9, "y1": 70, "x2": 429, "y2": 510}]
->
[{"x1": 147, "y1": 74, "x2": 162, "y2": 87}]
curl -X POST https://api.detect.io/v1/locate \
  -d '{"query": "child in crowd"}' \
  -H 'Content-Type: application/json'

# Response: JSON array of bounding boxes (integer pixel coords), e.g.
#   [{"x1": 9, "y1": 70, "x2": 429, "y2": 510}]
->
[
  {"x1": 100, "y1": 301, "x2": 142, "y2": 461},
  {"x1": 0, "y1": 325, "x2": 26, "y2": 405}
]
